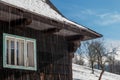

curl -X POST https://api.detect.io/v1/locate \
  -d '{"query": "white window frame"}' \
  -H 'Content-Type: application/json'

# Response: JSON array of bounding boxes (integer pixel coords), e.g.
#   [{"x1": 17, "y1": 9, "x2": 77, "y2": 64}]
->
[{"x1": 3, "y1": 33, "x2": 37, "y2": 71}]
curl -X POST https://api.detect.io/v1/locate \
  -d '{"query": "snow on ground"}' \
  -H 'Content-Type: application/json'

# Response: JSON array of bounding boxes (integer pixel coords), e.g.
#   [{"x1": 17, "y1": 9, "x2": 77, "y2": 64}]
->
[
  {"x1": 0, "y1": 0, "x2": 86, "y2": 29},
  {"x1": 72, "y1": 63, "x2": 120, "y2": 80}
]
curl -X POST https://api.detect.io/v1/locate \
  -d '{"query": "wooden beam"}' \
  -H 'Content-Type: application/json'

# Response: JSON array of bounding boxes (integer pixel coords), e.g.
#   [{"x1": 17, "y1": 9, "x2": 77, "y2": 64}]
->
[
  {"x1": 10, "y1": 18, "x2": 32, "y2": 26},
  {"x1": 67, "y1": 41, "x2": 81, "y2": 53},
  {"x1": 40, "y1": 28, "x2": 61, "y2": 34},
  {"x1": 66, "y1": 35, "x2": 83, "y2": 53},
  {"x1": 66, "y1": 35, "x2": 84, "y2": 41}
]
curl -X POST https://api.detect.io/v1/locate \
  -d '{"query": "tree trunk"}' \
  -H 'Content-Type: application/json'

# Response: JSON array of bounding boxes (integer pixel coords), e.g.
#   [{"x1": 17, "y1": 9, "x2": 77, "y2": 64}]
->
[
  {"x1": 97, "y1": 57, "x2": 100, "y2": 69},
  {"x1": 98, "y1": 69, "x2": 104, "y2": 80},
  {"x1": 110, "y1": 64, "x2": 113, "y2": 72},
  {"x1": 91, "y1": 62, "x2": 94, "y2": 74}
]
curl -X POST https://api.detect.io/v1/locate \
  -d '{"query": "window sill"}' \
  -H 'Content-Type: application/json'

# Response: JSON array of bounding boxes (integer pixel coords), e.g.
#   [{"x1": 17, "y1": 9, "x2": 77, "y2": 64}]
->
[{"x1": 3, "y1": 64, "x2": 37, "y2": 71}]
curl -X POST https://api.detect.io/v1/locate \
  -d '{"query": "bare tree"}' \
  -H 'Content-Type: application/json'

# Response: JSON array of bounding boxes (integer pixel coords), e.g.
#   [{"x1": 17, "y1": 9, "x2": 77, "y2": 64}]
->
[
  {"x1": 84, "y1": 39, "x2": 107, "y2": 80},
  {"x1": 77, "y1": 47, "x2": 84, "y2": 65},
  {"x1": 92, "y1": 40, "x2": 109, "y2": 80},
  {"x1": 83, "y1": 41, "x2": 97, "y2": 74},
  {"x1": 114, "y1": 60, "x2": 120, "y2": 74},
  {"x1": 72, "y1": 54, "x2": 79, "y2": 64},
  {"x1": 107, "y1": 47, "x2": 117, "y2": 73},
  {"x1": 82, "y1": 39, "x2": 118, "y2": 80},
  {"x1": 73, "y1": 47, "x2": 84, "y2": 65}
]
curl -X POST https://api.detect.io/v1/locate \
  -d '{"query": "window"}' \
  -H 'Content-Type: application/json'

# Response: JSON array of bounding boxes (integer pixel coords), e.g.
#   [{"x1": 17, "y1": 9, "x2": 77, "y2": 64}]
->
[{"x1": 3, "y1": 33, "x2": 37, "y2": 70}]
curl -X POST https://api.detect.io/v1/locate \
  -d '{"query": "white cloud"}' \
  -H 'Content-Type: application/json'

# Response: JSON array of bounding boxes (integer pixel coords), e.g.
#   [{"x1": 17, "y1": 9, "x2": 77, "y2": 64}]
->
[
  {"x1": 105, "y1": 39, "x2": 120, "y2": 50},
  {"x1": 65, "y1": 8, "x2": 120, "y2": 27},
  {"x1": 79, "y1": 9, "x2": 120, "y2": 26},
  {"x1": 97, "y1": 12, "x2": 120, "y2": 26},
  {"x1": 81, "y1": 9, "x2": 97, "y2": 15}
]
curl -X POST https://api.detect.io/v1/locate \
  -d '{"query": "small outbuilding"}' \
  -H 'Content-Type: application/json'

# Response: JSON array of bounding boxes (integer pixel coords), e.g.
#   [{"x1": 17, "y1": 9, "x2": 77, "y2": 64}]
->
[{"x1": 0, "y1": 0, "x2": 102, "y2": 80}]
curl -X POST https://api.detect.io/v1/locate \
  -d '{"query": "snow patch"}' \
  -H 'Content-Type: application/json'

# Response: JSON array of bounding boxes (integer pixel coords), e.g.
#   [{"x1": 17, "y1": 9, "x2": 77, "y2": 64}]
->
[{"x1": 72, "y1": 63, "x2": 120, "y2": 80}]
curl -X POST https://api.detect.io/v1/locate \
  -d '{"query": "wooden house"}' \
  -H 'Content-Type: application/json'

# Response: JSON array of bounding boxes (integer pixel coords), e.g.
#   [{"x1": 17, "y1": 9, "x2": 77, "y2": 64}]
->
[{"x1": 0, "y1": 0, "x2": 102, "y2": 80}]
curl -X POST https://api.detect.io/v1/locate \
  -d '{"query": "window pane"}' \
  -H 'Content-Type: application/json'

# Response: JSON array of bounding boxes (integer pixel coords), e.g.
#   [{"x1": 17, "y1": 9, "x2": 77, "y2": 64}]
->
[
  {"x1": 21, "y1": 41, "x2": 24, "y2": 66},
  {"x1": 17, "y1": 40, "x2": 24, "y2": 66},
  {"x1": 11, "y1": 40, "x2": 15, "y2": 65},
  {"x1": 27, "y1": 41, "x2": 34, "y2": 67},
  {"x1": 17, "y1": 41, "x2": 19, "y2": 65},
  {"x1": 7, "y1": 40, "x2": 10, "y2": 64}
]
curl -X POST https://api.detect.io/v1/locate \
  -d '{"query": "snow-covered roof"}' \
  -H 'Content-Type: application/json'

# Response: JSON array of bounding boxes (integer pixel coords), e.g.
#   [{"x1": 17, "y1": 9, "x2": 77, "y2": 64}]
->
[{"x1": 1, "y1": 0, "x2": 86, "y2": 29}]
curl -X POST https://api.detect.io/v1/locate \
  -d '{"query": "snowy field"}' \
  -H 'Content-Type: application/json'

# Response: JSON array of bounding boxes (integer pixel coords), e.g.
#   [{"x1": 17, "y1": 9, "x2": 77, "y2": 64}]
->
[{"x1": 72, "y1": 63, "x2": 120, "y2": 80}]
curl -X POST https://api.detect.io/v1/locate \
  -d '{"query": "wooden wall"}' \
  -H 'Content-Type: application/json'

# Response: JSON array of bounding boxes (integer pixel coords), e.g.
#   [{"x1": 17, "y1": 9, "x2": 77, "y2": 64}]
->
[{"x1": 0, "y1": 20, "x2": 73, "y2": 80}]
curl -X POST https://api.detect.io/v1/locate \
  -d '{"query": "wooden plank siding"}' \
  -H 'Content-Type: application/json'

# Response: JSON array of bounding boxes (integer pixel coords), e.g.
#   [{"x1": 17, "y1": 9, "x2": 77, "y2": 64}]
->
[{"x1": 0, "y1": 20, "x2": 73, "y2": 80}]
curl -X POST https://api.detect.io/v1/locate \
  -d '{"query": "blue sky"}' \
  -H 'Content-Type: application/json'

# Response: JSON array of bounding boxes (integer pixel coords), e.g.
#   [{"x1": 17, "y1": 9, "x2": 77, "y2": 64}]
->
[{"x1": 51, "y1": 0, "x2": 120, "y2": 43}]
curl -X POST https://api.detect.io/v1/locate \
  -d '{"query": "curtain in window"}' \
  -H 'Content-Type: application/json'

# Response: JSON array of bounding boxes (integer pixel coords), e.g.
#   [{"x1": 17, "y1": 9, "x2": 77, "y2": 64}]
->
[
  {"x1": 6, "y1": 38, "x2": 15, "y2": 65},
  {"x1": 17, "y1": 40, "x2": 24, "y2": 66},
  {"x1": 27, "y1": 41, "x2": 34, "y2": 67}
]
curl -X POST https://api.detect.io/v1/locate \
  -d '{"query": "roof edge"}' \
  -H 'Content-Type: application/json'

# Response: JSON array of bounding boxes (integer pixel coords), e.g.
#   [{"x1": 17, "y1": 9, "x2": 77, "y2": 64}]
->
[{"x1": 0, "y1": 1, "x2": 102, "y2": 40}]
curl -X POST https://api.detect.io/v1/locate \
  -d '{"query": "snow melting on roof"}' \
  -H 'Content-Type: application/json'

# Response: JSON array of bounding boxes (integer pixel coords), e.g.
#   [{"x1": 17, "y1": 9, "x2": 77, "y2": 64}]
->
[{"x1": 1, "y1": 0, "x2": 86, "y2": 29}]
